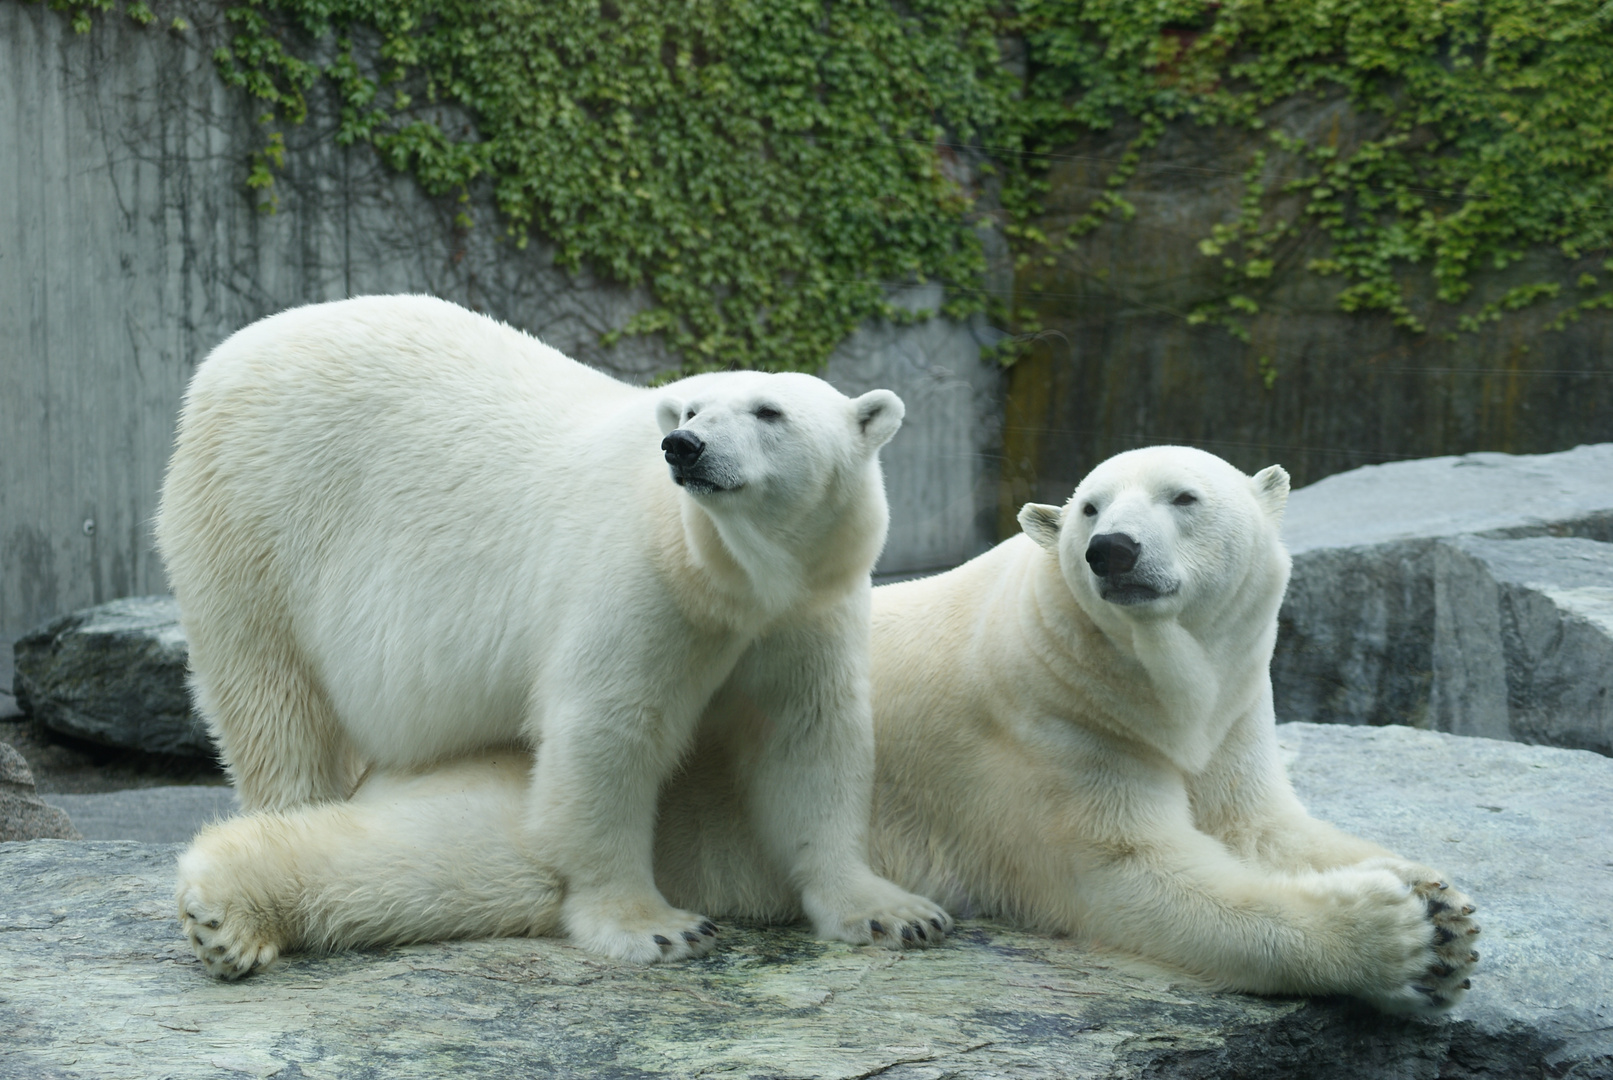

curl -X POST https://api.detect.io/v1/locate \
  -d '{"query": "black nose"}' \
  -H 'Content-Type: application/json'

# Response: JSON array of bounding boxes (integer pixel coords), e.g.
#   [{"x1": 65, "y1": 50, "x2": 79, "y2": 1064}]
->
[
  {"x1": 1086, "y1": 533, "x2": 1140, "y2": 577},
  {"x1": 661, "y1": 429, "x2": 705, "y2": 467}
]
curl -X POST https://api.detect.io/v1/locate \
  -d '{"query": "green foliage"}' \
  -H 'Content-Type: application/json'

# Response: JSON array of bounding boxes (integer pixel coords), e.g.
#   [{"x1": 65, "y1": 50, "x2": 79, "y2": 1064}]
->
[
  {"x1": 212, "y1": 0, "x2": 1013, "y2": 372},
  {"x1": 41, "y1": 0, "x2": 1613, "y2": 370},
  {"x1": 1006, "y1": 0, "x2": 1613, "y2": 342}
]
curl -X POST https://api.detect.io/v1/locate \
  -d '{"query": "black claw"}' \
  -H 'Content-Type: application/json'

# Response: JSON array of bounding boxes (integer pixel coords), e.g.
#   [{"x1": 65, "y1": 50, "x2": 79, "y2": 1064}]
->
[
  {"x1": 1460, "y1": 978, "x2": 1472, "y2": 990},
  {"x1": 683, "y1": 931, "x2": 701, "y2": 944},
  {"x1": 1437, "y1": 881, "x2": 1449, "y2": 891},
  {"x1": 1461, "y1": 904, "x2": 1476, "y2": 915},
  {"x1": 205, "y1": 920, "x2": 221, "y2": 930},
  {"x1": 869, "y1": 920, "x2": 885, "y2": 936},
  {"x1": 901, "y1": 926, "x2": 915, "y2": 942},
  {"x1": 1413, "y1": 984, "x2": 1437, "y2": 996},
  {"x1": 1433, "y1": 927, "x2": 1456, "y2": 945},
  {"x1": 914, "y1": 923, "x2": 927, "y2": 941},
  {"x1": 1470, "y1": 950, "x2": 1480, "y2": 963},
  {"x1": 653, "y1": 934, "x2": 671, "y2": 947},
  {"x1": 700, "y1": 921, "x2": 718, "y2": 936},
  {"x1": 1468, "y1": 926, "x2": 1481, "y2": 936},
  {"x1": 930, "y1": 918, "x2": 944, "y2": 932}
]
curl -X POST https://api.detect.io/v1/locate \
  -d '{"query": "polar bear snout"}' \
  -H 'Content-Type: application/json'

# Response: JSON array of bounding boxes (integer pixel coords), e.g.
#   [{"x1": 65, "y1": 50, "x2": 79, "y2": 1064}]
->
[
  {"x1": 662, "y1": 429, "x2": 706, "y2": 468},
  {"x1": 1085, "y1": 532, "x2": 1178, "y2": 605},
  {"x1": 1086, "y1": 532, "x2": 1140, "y2": 577}
]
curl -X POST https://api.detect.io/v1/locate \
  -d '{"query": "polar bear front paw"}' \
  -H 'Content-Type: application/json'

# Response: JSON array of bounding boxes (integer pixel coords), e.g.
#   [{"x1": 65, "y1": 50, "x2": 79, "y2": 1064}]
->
[
  {"x1": 1355, "y1": 860, "x2": 1480, "y2": 1014},
  {"x1": 804, "y1": 875, "x2": 954, "y2": 951},
  {"x1": 176, "y1": 881, "x2": 282, "y2": 981},
  {"x1": 561, "y1": 892, "x2": 719, "y2": 964}
]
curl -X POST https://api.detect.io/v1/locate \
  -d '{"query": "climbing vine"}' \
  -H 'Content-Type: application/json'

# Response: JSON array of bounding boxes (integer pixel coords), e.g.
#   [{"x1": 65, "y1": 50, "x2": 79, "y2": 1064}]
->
[
  {"x1": 211, "y1": 0, "x2": 1014, "y2": 373},
  {"x1": 1003, "y1": 0, "x2": 1613, "y2": 347},
  {"x1": 33, "y1": 0, "x2": 1613, "y2": 370}
]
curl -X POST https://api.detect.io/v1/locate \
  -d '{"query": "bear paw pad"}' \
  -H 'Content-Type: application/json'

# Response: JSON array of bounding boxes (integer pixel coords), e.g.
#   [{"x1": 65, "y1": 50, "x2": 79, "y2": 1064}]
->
[{"x1": 177, "y1": 884, "x2": 281, "y2": 981}]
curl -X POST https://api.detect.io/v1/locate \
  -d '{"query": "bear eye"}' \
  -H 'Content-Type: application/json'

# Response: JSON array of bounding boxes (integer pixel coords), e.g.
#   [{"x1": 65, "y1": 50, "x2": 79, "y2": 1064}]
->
[
  {"x1": 685, "y1": 408, "x2": 698, "y2": 420},
  {"x1": 754, "y1": 405, "x2": 782, "y2": 422},
  {"x1": 1172, "y1": 491, "x2": 1198, "y2": 507},
  {"x1": 1082, "y1": 503, "x2": 1097, "y2": 518}
]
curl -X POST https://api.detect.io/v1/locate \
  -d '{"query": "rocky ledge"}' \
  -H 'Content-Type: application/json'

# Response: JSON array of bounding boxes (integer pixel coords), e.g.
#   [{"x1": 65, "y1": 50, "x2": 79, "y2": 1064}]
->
[
  {"x1": 1275, "y1": 443, "x2": 1613, "y2": 749},
  {"x1": 1, "y1": 724, "x2": 1608, "y2": 1080}
]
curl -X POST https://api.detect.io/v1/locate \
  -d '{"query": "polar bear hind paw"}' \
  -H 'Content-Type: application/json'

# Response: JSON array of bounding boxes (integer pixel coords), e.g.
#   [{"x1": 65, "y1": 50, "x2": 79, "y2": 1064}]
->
[
  {"x1": 1358, "y1": 862, "x2": 1480, "y2": 1014},
  {"x1": 1404, "y1": 877, "x2": 1480, "y2": 1011},
  {"x1": 177, "y1": 885, "x2": 281, "y2": 981}
]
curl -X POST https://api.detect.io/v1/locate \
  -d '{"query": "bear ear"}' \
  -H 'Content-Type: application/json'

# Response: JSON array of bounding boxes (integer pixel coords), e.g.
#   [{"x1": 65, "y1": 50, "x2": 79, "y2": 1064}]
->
[
  {"x1": 1253, "y1": 464, "x2": 1290, "y2": 520},
  {"x1": 656, "y1": 397, "x2": 684, "y2": 437},
  {"x1": 1017, "y1": 503, "x2": 1063, "y2": 552},
  {"x1": 853, "y1": 389, "x2": 905, "y2": 450}
]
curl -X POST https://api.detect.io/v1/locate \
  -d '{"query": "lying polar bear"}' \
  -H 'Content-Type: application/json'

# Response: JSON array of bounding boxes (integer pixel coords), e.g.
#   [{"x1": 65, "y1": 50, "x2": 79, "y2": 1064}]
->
[
  {"x1": 175, "y1": 445, "x2": 1478, "y2": 1013},
  {"x1": 158, "y1": 295, "x2": 950, "y2": 965}
]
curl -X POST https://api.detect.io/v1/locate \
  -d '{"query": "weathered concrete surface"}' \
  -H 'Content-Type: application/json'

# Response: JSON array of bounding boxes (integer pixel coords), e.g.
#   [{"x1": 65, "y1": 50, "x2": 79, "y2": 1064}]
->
[
  {"x1": 998, "y1": 101, "x2": 1613, "y2": 518},
  {"x1": 1271, "y1": 445, "x2": 1613, "y2": 739},
  {"x1": 2, "y1": 724, "x2": 1609, "y2": 1079},
  {"x1": 12, "y1": 596, "x2": 208, "y2": 758},
  {"x1": 1432, "y1": 537, "x2": 1613, "y2": 754},
  {"x1": 0, "y1": 743, "x2": 79, "y2": 841},
  {"x1": 0, "y1": 2, "x2": 1000, "y2": 648},
  {"x1": 39, "y1": 785, "x2": 235, "y2": 844}
]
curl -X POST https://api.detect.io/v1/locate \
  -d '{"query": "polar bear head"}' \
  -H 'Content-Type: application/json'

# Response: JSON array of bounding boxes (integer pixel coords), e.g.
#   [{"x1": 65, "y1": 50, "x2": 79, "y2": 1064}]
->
[
  {"x1": 654, "y1": 371, "x2": 903, "y2": 502},
  {"x1": 653, "y1": 371, "x2": 904, "y2": 588},
  {"x1": 1017, "y1": 446, "x2": 1291, "y2": 634}
]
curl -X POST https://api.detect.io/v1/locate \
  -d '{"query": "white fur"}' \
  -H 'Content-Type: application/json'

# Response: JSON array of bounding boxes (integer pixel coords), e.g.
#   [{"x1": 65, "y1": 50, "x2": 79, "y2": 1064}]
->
[
  {"x1": 159, "y1": 295, "x2": 949, "y2": 964},
  {"x1": 173, "y1": 442, "x2": 1478, "y2": 1013}
]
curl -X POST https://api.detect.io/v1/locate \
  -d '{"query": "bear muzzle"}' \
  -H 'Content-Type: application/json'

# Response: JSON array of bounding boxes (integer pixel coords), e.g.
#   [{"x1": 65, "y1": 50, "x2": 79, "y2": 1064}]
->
[
  {"x1": 1086, "y1": 533, "x2": 1140, "y2": 577},
  {"x1": 662, "y1": 429, "x2": 705, "y2": 468},
  {"x1": 662, "y1": 429, "x2": 738, "y2": 495},
  {"x1": 1086, "y1": 532, "x2": 1175, "y2": 605}
]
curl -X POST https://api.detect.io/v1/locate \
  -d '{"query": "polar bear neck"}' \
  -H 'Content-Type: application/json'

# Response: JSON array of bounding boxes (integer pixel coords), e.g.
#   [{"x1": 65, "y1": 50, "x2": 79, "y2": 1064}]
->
[
  {"x1": 661, "y1": 483, "x2": 882, "y2": 628},
  {"x1": 1027, "y1": 550, "x2": 1277, "y2": 775}
]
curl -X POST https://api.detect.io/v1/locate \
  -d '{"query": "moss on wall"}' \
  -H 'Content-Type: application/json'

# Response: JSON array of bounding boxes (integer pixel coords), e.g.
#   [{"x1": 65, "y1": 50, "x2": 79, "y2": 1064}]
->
[{"x1": 32, "y1": 0, "x2": 1613, "y2": 374}]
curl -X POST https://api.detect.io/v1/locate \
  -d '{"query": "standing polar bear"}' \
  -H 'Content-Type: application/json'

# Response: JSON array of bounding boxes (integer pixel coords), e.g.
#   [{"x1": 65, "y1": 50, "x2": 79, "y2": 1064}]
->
[
  {"x1": 157, "y1": 294, "x2": 951, "y2": 965},
  {"x1": 174, "y1": 442, "x2": 1479, "y2": 1014}
]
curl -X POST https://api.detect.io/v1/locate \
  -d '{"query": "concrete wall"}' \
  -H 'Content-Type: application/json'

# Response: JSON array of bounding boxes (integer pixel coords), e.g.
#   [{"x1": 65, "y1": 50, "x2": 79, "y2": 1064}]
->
[
  {"x1": 1001, "y1": 102, "x2": 1613, "y2": 528},
  {"x1": 0, "y1": 3, "x2": 1000, "y2": 647}
]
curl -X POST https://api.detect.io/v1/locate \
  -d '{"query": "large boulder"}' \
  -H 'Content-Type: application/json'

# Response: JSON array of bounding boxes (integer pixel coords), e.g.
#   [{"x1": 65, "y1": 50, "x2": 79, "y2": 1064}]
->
[
  {"x1": 1431, "y1": 537, "x2": 1613, "y2": 755},
  {"x1": 1, "y1": 724, "x2": 1609, "y2": 1079},
  {"x1": 12, "y1": 596, "x2": 211, "y2": 759},
  {"x1": 0, "y1": 742, "x2": 79, "y2": 841},
  {"x1": 1273, "y1": 444, "x2": 1613, "y2": 745}
]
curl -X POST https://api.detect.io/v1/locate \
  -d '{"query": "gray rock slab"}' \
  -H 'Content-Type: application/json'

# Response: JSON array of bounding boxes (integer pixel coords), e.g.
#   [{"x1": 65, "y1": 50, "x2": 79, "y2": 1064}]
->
[
  {"x1": 1281, "y1": 443, "x2": 1613, "y2": 555},
  {"x1": 1273, "y1": 444, "x2": 1613, "y2": 738},
  {"x1": 12, "y1": 597, "x2": 211, "y2": 759},
  {"x1": 0, "y1": 743, "x2": 79, "y2": 842},
  {"x1": 39, "y1": 786, "x2": 237, "y2": 844},
  {"x1": 1432, "y1": 537, "x2": 1613, "y2": 754},
  {"x1": 2, "y1": 724, "x2": 1609, "y2": 1079}
]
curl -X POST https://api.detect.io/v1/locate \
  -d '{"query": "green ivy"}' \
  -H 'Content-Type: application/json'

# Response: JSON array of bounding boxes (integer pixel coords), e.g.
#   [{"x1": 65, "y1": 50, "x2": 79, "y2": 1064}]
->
[
  {"x1": 1006, "y1": 0, "x2": 1613, "y2": 344},
  {"x1": 33, "y1": 0, "x2": 1613, "y2": 370},
  {"x1": 210, "y1": 0, "x2": 1013, "y2": 373}
]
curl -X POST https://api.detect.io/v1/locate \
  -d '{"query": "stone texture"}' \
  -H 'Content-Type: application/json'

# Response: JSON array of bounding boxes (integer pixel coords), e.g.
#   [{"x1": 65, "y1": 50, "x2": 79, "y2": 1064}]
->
[
  {"x1": 998, "y1": 99, "x2": 1613, "y2": 514},
  {"x1": 1271, "y1": 445, "x2": 1613, "y2": 740},
  {"x1": 0, "y1": 742, "x2": 79, "y2": 841},
  {"x1": 1432, "y1": 537, "x2": 1613, "y2": 755},
  {"x1": 12, "y1": 596, "x2": 209, "y2": 759},
  {"x1": 39, "y1": 786, "x2": 237, "y2": 844},
  {"x1": 1, "y1": 724, "x2": 1609, "y2": 1079}
]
